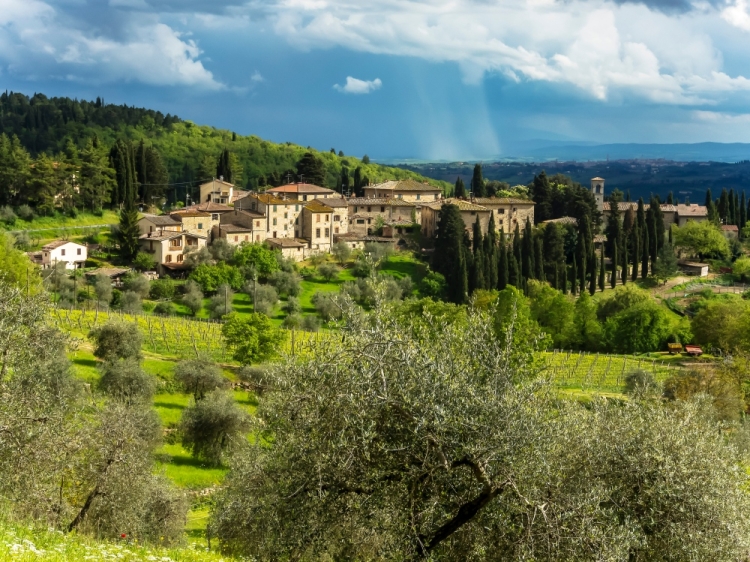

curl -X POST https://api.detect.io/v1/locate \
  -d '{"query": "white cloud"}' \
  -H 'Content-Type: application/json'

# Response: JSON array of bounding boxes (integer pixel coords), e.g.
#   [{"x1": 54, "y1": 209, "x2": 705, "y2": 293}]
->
[
  {"x1": 722, "y1": 0, "x2": 750, "y2": 31},
  {"x1": 333, "y1": 76, "x2": 382, "y2": 94},
  {"x1": 693, "y1": 110, "x2": 750, "y2": 123},
  {"x1": 251, "y1": 70, "x2": 264, "y2": 82},
  {"x1": 255, "y1": 0, "x2": 750, "y2": 105},
  {"x1": 0, "y1": 0, "x2": 223, "y2": 89}
]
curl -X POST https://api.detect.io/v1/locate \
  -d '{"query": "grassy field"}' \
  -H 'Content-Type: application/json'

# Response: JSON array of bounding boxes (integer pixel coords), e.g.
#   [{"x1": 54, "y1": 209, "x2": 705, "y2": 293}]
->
[{"x1": 0, "y1": 516, "x2": 225, "y2": 562}]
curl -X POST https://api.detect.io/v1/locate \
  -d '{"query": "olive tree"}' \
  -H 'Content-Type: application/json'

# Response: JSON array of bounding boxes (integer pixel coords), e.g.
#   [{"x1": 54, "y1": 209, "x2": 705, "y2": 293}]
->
[
  {"x1": 174, "y1": 356, "x2": 228, "y2": 401},
  {"x1": 89, "y1": 320, "x2": 143, "y2": 360},
  {"x1": 99, "y1": 358, "x2": 156, "y2": 405},
  {"x1": 211, "y1": 292, "x2": 750, "y2": 560},
  {"x1": 179, "y1": 390, "x2": 250, "y2": 466}
]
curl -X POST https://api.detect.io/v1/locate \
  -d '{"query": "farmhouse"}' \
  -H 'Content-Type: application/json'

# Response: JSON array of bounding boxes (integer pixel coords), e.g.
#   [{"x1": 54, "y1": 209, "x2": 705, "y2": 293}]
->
[
  {"x1": 38, "y1": 240, "x2": 88, "y2": 269},
  {"x1": 139, "y1": 230, "x2": 207, "y2": 274},
  {"x1": 198, "y1": 178, "x2": 247, "y2": 205}
]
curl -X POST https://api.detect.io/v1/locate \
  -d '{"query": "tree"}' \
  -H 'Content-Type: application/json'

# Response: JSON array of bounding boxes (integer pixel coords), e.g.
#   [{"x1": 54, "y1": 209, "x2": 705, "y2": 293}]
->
[
  {"x1": 485, "y1": 213, "x2": 498, "y2": 289},
  {"x1": 589, "y1": 252, "x2": 597, "y2": 295},
  {"x1": 89, "y1": 321, "x2": 143, "y2": 361},
  {"x1": 318, "y1": 262, "x2": 341, "y2": 282},
  {"x1": 572, "y1": 292, "x2": 603, "y2": 351},
  {"x1": 133, "y1": 252, "x2": 157, "y2": 272},
  {"x1": 123, "y1": 272, "x2": 151, "y2": 298},
  {"x1": 116, "y1": 204, "x2": 140, "y2": 262},
  {"x1": 222, "y1": 312, "x2": 283, "y2": 365},
  {"x1": 174, "y1": 356, "x2": 228, "y2": 401},
  {"x1": 232, "y1": 243, "x2": 279, "y2": 278},
  {"x1": 691, "y1": 301, "x2": 750, "y2": 353},
  {"x1": 521, "y1": 217, "x2": 534, "y2": 280},
  {"x1": 673, "y1": 220, "x2": 730, "y2": 259},
  {"x1": 498, "y1": 232, "x2": 509, "y2": 290},
  {"x1": 454, "y1": 176, "x2": 466, "y2": 198},
  {"x1": 432, "y1": 204, "x2": 468, "y2": 304},
  {"x1": 216, "y1": 148, "x2": 234, "y2": 183},
  {"x1": 470, "y1": 164, "x2": 485, "y2": 197},
  {"x1": 652, "y1": 242, "x2": 679, "y2": 285},
  {"x1": 189, "y1": 263, "x2": 244, "y2": 293},
  {"x1": 332, "y1": 241, "x2": 352, "y2": 265},
  {"x1": 530, "y1": 171, "x2": 553, "y2": 223},
  {"x1": 180, "y1": 390, "x2": 250, "y2": 466},
  {"x1": 604, "y1": 300, "x2": 672, "y2": 353},
  {"x1": 362, "y1": 154, "x2": 370, "y2": 164},
  {"x1": 542, "y1": 223, "x2": 564, "y2": 288},
  {"x1": 211, "y1": 298, "x2": 750, "y2": 560},
  {"x1": 120, "y1": 290, "x2": 143, "y2": 313},
  {"x1": 99, "y1": 358, "x2": 156, "y2": 405},
  {"x1": 94, "y1": 273, "x2": 113, "y2": 306},
  {"x1": 0, "y1": 233, "x2": 42, "y2": 292},
  {"x1": 207, "y1": 284, "x2": 235, "y2": 318},
  {"x1": 182, "y1": 280, "x2": 204, "y2": 316},
  {"x1": 598, "y1": 250, "x2": 605, "y2": 291},
  {"x1": 79, "y1": 138, "x2": 115, "y2": 211},
  {"x1": 296, "y1": 152, "x2": 326, "y2": 186},
  {"x1": 641, "y1": 225, "x2": 650, "y2": 279}
]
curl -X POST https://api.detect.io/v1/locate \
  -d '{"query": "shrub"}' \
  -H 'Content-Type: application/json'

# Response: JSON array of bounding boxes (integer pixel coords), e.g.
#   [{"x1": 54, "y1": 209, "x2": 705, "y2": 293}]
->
[
  {"x1": 99, "y1": 358, "x2": 156, "y2": 404},
  {"x1": 16, "y1": 204, "x2": 35, "y2": 221},
  {"x1": 132, "y1": 252, "x2": 157, "y2": 272},
  {"x1": 419, "y1": 271, "x2": 446, "y2": 298},
  {"x1": 182, "y1": 280, "x2": 204, "y2": 316},
  {"x1": 624, "y1": 370, "x2": 659, "y2": 398},
  {"x1": 0, "y1": 206, "x2": 16, "y2": 225},
  {"x1": 283, "y1": 296, "x2": 301, "y2": 315},
  {"x1": 122, "y1": 272, "x2": 151, "y2": 298},
  {"x1": 179, "y1": 390, "x2": 250, "y2": 466},
  {"x1": 301, "y1": 314, "x2": 321, "y2": 332},
  {"x1": 340, "y1": 280, "x2": 362, "y2": 301},
  {"x1": 318, "y1": 262, "x2": 340, "y2": 282},
  {"x1": 207, "y1": 284, "x2": 235, "y2": 318},
  {"x1": 222, "y1": 312, "x2": 283, "y2": 365},
  {"x1": 189, "y1": 263, "x2": 244, "y2": 292},
  {"x1": 89, "y1": 321, "x2": 143, "y2": 360},
  {"x1": 238, "y1": 365, "x2": 271, "y2": 395},
  {"x1": 312, "y1": 291, "x2": 342, "y2": 321},
  {"x1": 269, "y1": 270, "x2": 301, "y2": 297},
  {"x1": 13, "y1": 231, "x2": 30, "y2": 250},
  {"x1": 332, "y1": 241, "x2": 352, "y2": 265},
  {"x1": 283, "y1": 313, "x2": 303, "y2": 330},
  {"x1": 149, "y1": 277, "x2": 175, "y2": 300},
  {"x1": 174, "y1": 356, "x2": 228, "y2": 401},
  {"x1": 120, "y1": 291, "x2": 143, "y2": 314},
  {"x1": 153, "y1": 301, "x2": 175, "y2": 316}
]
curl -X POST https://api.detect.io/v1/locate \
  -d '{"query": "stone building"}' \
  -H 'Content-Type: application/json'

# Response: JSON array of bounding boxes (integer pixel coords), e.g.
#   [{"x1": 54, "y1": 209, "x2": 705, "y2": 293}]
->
[
  {"x1": 421, "y1": 198, "x2": 492, "y2": 240},
  {"x1": 265, "y1": 183, "x2": 342, "y2": 202},
  {"x1": 363, "y1": 179, "x2": 442, "y2": 203},
  {"x1": 347, "y1": 197, "x2": 418, "y2": 235},
  {"x1": 299, "y1": 200, "x2": 335, "y2": 254},
  {"x1": 472, "y1": 197, "x2": 535, "y2": 234}
]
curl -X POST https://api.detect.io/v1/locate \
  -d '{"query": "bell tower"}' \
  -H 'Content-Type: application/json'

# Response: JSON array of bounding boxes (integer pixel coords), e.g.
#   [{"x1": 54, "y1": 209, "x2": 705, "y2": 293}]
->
[{"x1": 591, "y1": 177, "x2": 605, "y2": 212}]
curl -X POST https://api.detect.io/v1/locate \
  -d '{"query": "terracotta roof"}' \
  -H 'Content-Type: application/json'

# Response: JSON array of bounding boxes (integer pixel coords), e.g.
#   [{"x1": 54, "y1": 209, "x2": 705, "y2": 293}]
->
[
  {"x1": 322, "y1": 198, "x2": 350, "y2": 208},
  {"x1": 42, "y1": 240, "x2": 84, "y2": 250},
  {"x1": 348, "y1": 197, "x2": 416, "y2": 207},
  {"x1": 231, "y1": 189, "x2": 249, "y2": 202},
  {"x1": 473, "y1": 197, "x2": 534, "y2": 205},
  {"x1": 541, "y1": 216, "x2": 577, "y2": 225},
  {"x1": 676, "y1": 204, "x2": 708, "y2": 217},
  {"x1": 304, "y1": 200, "x2": 333, "y2": 212},
  {"x1": 141, "y1": 214, "x2": 181, "y2": 226},
  {"x1": 139, "y1": 231, "x2": 207, "y2": 242},
  {"x1": 198, "y1": 178, "x2": 234, "y2": 189},
  {"x1": 721, "y1": 224, "x2": 739, "y2": 231},
  {"x1": 367, "y1": 179, "x2": 442, "y2": 192},
  {"x1": 170, "y1": 210, "x2": 211, "y2": 218},
  {"x1": 601, "y1": 201, "x2": 685, "y2": 213},
  {"x1": 266, "y1": 237, "x2": 308, "y2": 248},
  {"x1": 249, "y1": 193, "x2": 291, "y2": 206},
  {"x1": 424, "y1": 198, "x2": 490, "y2": 212},
  {"x1": 266, "y1": 183, "x2": 337, "y2": 195},
  {"x1": 219, "y1": 224, "x2": 254, "y2": 233},
  {"x1": 188, "y1": 202, "x2": 234, "y2": 213}
]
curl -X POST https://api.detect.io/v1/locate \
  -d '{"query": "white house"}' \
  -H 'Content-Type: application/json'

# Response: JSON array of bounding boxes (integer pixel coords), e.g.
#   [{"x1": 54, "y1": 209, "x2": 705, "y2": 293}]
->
[{"x1": 40, "y1": 240, "x2": 88, "y2": 269}]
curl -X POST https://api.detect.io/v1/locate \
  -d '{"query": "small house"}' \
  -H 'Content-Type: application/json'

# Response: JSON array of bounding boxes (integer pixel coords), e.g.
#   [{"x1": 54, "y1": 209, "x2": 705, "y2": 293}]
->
[{"x1": 40, "y1": 240, "x2": 88, "y2": 269}]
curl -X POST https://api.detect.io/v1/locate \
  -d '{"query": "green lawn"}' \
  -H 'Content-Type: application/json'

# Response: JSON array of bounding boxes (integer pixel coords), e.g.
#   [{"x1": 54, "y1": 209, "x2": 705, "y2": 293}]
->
[{"x1": 0, "y1": 209, "x2": 119, "y2": 232}]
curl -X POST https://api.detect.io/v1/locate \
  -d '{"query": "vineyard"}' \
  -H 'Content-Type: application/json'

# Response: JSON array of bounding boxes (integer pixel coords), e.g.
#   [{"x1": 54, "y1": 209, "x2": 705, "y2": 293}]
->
[{"x1": 542, "y1": 349, "x2": 686, "y2": 396}]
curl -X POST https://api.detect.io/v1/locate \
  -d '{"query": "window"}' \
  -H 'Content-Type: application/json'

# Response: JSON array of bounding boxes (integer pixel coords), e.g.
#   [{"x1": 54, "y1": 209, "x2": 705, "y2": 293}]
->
[
  {"x1": 198, "y1": 223, "x2": 203, "y2": 229},
  {"x1": 335, "y1": 227, "x2": 339, "y2": 234},
  {"x1": 381, "y1": 206, "x2": 385, "y2": 212},
  {"x1": 234, "y1": 236, "x2": 239, "y2": 242},
  {"x1": 416, "y1": 194, "x2": 421, "y2": 200},
  {"x1": 316, "y1": 214, "x2": 321, "y2": 223},
  {"x1": 316, "y1": 228, "x2": 321, "y2": 238},
  {"x1": 212, "y1": 214, "x2": 219, "y2": 220},
  {"x1": 256, "y1": 235, "x2": 260, "y2": 242},
  {"x1": 397, "y1": 194, "x2": 403, "y2": 199},
  {"x1": 76, "y1": 248, "x2": 81, "y2": 255},
  {"x1": 177, "y1": 254, "x2": 184, "y2": 263},
  {"x1": 295, "y1": 205, "x2": 299, "y2": 211},
  {"x1": 273, "y1": 218, "x2": 277, "y2": 226},
  {"x1": 354, "y1": 206, "x2": 358, "y2": 213},
  {"x1": 170, "y1": 239, "x2": 182, "y2": 248},
  {"x1": 325, "y1": 228, "x2": 330, "y2": 237},
  {"x1": 245, "y1": 235, "x2": 249, "y2": 241},
  {"x1": 367, "y1": 206, "x2": 372, "y2": 212},
  {"x1": 325, "y1": 214, "x2": 329, "y2": 222},
  {"x1": 61, "y1": 249, "x2": 66, "y2": 256},
  {"x1": 357, "y1": 219, "x2": 365, "y2": 224},
  {"x1": 273, "y1": 205, "x2": 277, "y2": 212},
  {"x1": 499, "y1": 209, "x2": 505, "y2": 214},
  {"x1": 334, "y1": 215, "x2": 340, "y2": 221},
  {"x1": 470, "y1": 211, "x2": 476, "y2": 216},
  {"x1": 186, "y1": 238, "x2": 196, "y2": 246},
  {"x1": 303, "y1": 195, "x2": 308, "y2": 201},
  {"x1": 256, "y1": 221, "x2": 261, "y2": 228},
  {"x1": 166, "y1": 254, "x2": 172, "y2": 263},
  {"x1": 284, "y1": 212, "x2": 288, "y2": 219},
  {"x1": 434, "y1": 194, "x2": 438, "y2": 200}
]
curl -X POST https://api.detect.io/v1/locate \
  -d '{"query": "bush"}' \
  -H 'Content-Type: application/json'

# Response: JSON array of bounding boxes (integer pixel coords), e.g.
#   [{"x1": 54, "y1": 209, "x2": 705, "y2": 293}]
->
[
  {"x1": 283, "y1": 313, "x2": 303, "y2": 330},
  {"x1": 0, "y1": 206, "x2": 16, "y2": 225},
  {"x1": 283, "y1": 296, "x2": 301, "y2": 315},
  {"x1": 624, "y1": 370, "x2": 659, "y2": 398},
  {"x1": 99, "y1": 358, "x2": 156, "y2": 404},
  {"x1": 312, "y1": 291, "x2": 342, "y2": 321},
  {"x1": 269, "y1": 270, "x2": 301, "y2": 297},
  {"x1": 222, "y1": 312, "x2": 283, "y2": 365},
  {"x1": 301, "y1": 315, "x2": 321, "y2": 332},
  {"x1": 419, "y1": 271, "x2": 446, "y2": 298},
  {"x1": 120, "y1": 291, "x2": 143, "y2": 314},
  {"x1": 153, "y1": 301, "x2": 175, "y2": 316},
  {"x1": 340, "y1": 280, "x2": 362, "y2": 301},
  {"x1": 132, "y1": 252, "x2": 157, "y2": 272},
  {"x1": 207, "y1": 284, "x2": 235, "y2": 318},
  {"x1": 12, "y1": 231, "x2": 30, "y2": 250},
  {"x1": 174, "y1": 356, "x2": 228, "y2": 401},
  {"x1": 150, "y1": 277, "x2": 175, "y2": 300},
  {"x1": 238, "y1": 365, "x2": 271, "y2": 395},
  {"x1": 254, "y1": 300, "x2": 273, "y2": 316},
  {"x1": 122, "y1": 272, "x2": 151, "y2": 298},
  {"x1": 179, "y1": 390, "x2": 250, "y2": 466},
  {"x1": 332, "y1": 241, "x2": 352, "y2": 265},
  {"x1": 16, "y1": 204, "x2": 35, "y2": 221},
  {"x1": 182, "y1": 280, "x2": 204, "y2": 316},
  {"x1": 89, "y1": 321, "x2": 143, "y2": 360},
  {"x1": 189, "y1": 263, "x2": 244, "y2": 292},
  {"x1": 397, "y1": 276, "x2": 413, "y2": 297},
  {"x1": 318, "y1": 262, "x2": 340, "y2": 282}
]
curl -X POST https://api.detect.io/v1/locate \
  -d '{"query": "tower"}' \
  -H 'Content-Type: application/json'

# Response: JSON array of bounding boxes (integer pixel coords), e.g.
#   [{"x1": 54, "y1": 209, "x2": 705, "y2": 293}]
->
[{"x1": 591, "y1": 177, "x2": 605, "y2": 212}]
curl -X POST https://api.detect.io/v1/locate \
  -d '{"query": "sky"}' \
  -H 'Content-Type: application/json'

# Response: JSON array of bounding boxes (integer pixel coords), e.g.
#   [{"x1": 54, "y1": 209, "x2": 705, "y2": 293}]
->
[{"x1": 3, "y1": 0, "x2": 750, "y2": 160}]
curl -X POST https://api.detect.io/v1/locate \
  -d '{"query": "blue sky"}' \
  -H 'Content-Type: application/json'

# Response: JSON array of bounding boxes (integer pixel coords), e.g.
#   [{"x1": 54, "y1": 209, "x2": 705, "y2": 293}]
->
[{"x1": 3, "y1": 0, "x2": 750, "y2": 160}]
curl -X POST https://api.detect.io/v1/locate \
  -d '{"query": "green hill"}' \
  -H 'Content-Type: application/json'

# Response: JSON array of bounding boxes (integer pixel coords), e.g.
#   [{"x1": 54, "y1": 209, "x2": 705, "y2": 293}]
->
[{"x1": 0, "y1": 91, "x2": 449, "y2": 197}]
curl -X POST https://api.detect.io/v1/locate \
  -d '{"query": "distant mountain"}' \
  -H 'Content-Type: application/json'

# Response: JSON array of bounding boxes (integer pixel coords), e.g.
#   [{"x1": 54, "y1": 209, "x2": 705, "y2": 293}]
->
[{"x1": 497, "y1": 141, "x2": 750, "y2": 164}]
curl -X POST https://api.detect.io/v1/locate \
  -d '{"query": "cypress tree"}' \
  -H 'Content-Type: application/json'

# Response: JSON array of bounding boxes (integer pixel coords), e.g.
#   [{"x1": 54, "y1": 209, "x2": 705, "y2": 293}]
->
[
  {"x1": 729, "y1": 189, "x2": 737, "y2": 225},
  {"x1": 522, "y1": 218, "x2": 534, "y2": 280},
  {"x1": 622, "y1": 238, "x2": 628, "y2": 284},
  {"x1": 512, "y1": 223, "x2": 522, "y2": 266},
  {"x1": 485, "y1": 213, "x2": 498, "y2": 289},
  {"x1": 454, "y1": 177, "x2": 466, "y2": 199},
  {"x1": 611, "y1": 240, "x2": 618, "y2": 289},
  {"x1": 470, "y1": 164, "x2": 485, "y2": 198},
  {"x1": 741, "y1": 192, "x2": 747, "y2": 232},
  {"x1": 705, "y1": 188, "x2": 713, "y2": 209},
  {"x1": 719, "y1": 188, "x2": 729, "y2": 223},
  {"x1": 509, "y1": 253, "x2": 520, "y2": 288},
  {"x1": 560, "y1": 263, "x2": 568, "y2": 295},
  {"x1": 735, "y1": 191, "x2": 741, "y2": 226},
  {"x1": 498, "y1": 232, "x2": 509, "y2": 290},
  {"x1": 641, "y1": 225, "x2": 650, "y2": 279},
  {"x1": 598, "y1": 251, "x2": 605, "y2": 292},
  {"x1": 576, "y1": 230, "x2": 587, "y2": 295},
  {"x1": 470, "y1": 217, "x2": 486, "y2": 292},
  {"x1": 571, "y1": 259, "x2": 578, "y2": 296},
  {"x1": 632, "y1": 228, "x2": 640, "y2": 281},
  {"x1": 651, "y1": 196, "x2": 665, "y2": 255},
  {"x1": 534, "y1": 236, "x2": 544, "y2": 280},
  {"x1": 216, "y1": 148, "x2": 233, "y2": 183},
  {"x1": 589, "y1": 253, "x2": 597, "y2": 295},
  {"x1": 432, "y1": 204, "x2": 468, "y2": 304},
  {"x1": 666, "y1": 191, "x2": 674, "y2": 204}
]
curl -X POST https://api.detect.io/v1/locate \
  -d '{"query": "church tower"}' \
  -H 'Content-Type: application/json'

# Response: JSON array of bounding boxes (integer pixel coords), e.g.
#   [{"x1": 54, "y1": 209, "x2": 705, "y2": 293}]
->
[{"x1": 591, "y1": 177, "x2": 605, "y2": 212}]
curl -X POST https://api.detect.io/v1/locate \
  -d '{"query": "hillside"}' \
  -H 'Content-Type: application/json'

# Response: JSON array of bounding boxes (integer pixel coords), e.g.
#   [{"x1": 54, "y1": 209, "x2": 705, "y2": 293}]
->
[{"x1": 0, "y1": 91, "x2": 450, "y2": 195}]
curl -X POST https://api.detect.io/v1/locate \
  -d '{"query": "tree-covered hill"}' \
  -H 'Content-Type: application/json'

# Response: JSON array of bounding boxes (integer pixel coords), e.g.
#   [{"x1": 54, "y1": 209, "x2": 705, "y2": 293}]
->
[{"x1": 0, "y1": 91, "x2": 449, "y2": 198}]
